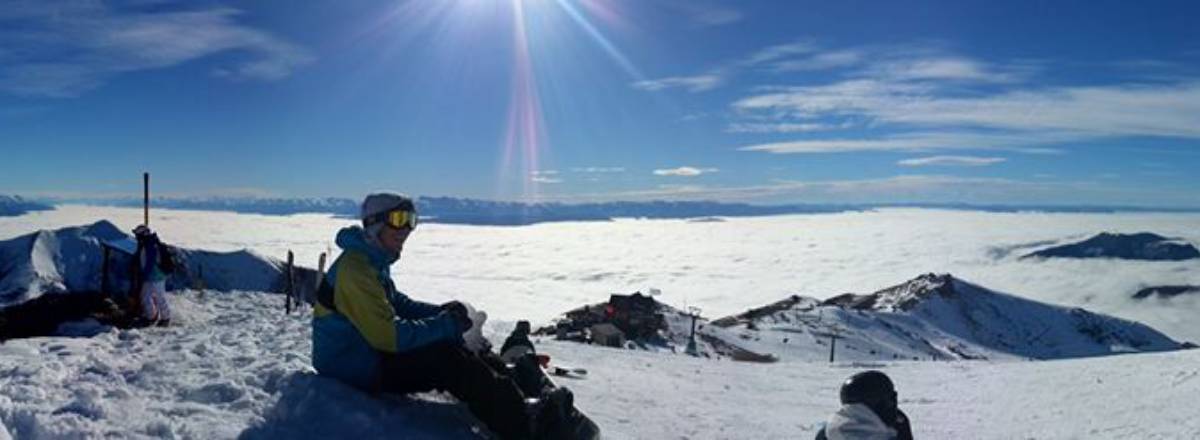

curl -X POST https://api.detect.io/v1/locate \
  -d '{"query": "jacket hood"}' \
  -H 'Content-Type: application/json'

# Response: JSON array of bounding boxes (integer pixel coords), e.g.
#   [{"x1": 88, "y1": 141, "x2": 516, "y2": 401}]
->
[
  {"x1": 825, "y1": 403, "x2": 897, "y2": 440},
  {"x1": 336, "y1": 226, "x2": 398, "y2": 268}
]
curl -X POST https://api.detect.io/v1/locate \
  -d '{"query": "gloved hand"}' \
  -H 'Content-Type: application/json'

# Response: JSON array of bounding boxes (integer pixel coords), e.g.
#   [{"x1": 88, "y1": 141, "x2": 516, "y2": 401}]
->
[{"x1": 441, "y1": 301, "x2": 471, "y2": 332}]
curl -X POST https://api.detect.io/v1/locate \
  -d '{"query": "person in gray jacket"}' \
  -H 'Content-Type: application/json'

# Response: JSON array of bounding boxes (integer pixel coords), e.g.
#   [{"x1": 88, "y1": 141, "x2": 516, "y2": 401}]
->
[{"x1": 816, "y1": 370, "x2": 914, "y2": 440}]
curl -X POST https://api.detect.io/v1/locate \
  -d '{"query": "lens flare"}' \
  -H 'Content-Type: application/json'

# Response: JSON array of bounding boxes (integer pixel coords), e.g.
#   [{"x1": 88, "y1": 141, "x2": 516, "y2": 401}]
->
[
  {"x1": 500, "y1": 0, "x2": 549, "y2": 201},
  {"x1": 552, "y1": 0, "x2": 645, "y2": 81},
  {"x1": 496, "y1": 0, "x2": 643, "y2": 201}
]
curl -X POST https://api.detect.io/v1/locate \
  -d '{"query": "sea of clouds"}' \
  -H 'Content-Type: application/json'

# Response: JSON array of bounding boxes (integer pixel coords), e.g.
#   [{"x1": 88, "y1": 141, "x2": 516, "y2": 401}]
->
[{"x1": 3, "y1": 205, "x2": 1198, "y2": 342}]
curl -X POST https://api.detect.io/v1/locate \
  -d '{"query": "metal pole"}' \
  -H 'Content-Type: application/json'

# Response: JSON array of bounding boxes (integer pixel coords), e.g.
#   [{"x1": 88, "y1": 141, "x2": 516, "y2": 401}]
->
[
  {"x1": 829, "y1": 331, "x2": 838, "y2": 363},
  {"x1": 285, "y1": 250, "x2": 294, "y2": 314},
  {"x1": 143, "y1": 172, "x2": 150, "y2": 226}
]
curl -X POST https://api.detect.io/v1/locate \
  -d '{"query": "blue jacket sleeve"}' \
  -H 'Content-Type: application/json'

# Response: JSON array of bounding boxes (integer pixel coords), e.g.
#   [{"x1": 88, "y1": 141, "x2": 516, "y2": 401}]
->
[
  {"x1": 388, "y1": 289, "x2": 444, "y2": 320},
  {"x1": 391, "y1": 313, "x2": 463, "y2": 353}
]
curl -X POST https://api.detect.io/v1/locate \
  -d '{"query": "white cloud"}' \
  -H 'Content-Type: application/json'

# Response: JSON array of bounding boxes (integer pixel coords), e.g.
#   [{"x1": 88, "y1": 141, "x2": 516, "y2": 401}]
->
[
  {"x1": 632, "y1": 40, "x2": 817, "y2": 94},
  {"x1": 635, "y1": 41, "x2": 1028, "y2": 97},
  {"x1": 0, "y1": 3, "x2": 313, "y2": 97},
  {"x1": 632, "y1": 74, "x2": 722, "y2": 93},
  {"x1": 897, "y1": 156, "x2": 1007, "y2": 167},
  {"x1": 868, "y1": 57, "x2": 1024, "y2": 83},
  {"x1": 733, "y1": 79, "x2": 1200, "y2": 153},
  {"x1": 531, "y1": 170, "x2": 562, "y2": 183},
  {"x1": 769, "y1": 49, "x2": 863, "y2": 72},
  {"x1": 570, "y1": 167, "x2": 626, "y2": 173},
  {"x1": 741, "y1": 41, "x2": 819, "y2": 66},
  {"x1": 726, "y1": 122, "x2": 847, "y2": 133},
  {"x1": 653, "y1": 166, "x2": 719, "y2": 177},
  {"x1": 738, "y1": 132, "x2": 1067, "y2": 154}
]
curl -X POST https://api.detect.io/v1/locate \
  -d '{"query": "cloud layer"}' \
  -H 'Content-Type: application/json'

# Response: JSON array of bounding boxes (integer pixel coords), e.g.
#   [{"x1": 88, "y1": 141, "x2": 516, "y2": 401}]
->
[
  {"x1": 653, "y1": 166, "x2": 719, "y2": 177},
  {"x1": 897, "y1": 156, "x2": 1007, "y2": 167}
]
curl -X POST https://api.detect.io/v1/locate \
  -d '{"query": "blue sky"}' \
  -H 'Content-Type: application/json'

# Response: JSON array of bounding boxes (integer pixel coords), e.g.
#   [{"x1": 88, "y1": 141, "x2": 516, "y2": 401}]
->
[{"x1": 1, "y1": 0, "x2": 1198, "y2": 206}]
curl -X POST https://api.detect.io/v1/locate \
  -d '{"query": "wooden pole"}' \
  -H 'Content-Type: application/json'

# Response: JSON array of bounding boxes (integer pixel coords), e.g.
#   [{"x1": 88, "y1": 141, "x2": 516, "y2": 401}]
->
[{"x1": 143, "y1": 172, "x2": 150, "y2": 227}]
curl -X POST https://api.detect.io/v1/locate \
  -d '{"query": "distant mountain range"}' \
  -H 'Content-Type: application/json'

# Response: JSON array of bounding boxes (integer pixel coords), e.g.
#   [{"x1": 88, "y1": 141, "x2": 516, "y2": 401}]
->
[
  {"x1": 19, "y1": 195, "x2": 1200, "y2": 226},
  {"x1": 61, "y1": 195, "x2": 861, "y2": 225},
  {"x1": 0, "y1": 195, "x2": 54, "y2": 217}
]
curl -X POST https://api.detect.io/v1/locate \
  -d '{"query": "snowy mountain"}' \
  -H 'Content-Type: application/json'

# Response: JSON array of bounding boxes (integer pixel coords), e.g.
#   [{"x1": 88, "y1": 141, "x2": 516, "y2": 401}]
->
[
  {"x1": 0, "y1": 196, "x2": 52, "y2": 217},
  {"x1": 703, "y1": 273, "x2": 1184, "y2": 362},
  {"x1": 1022, "y1": 232, "x2": 1200, "y2": 260},
  {"x1": 0, "y1": 221, "x2": 317, "y2": 308}
]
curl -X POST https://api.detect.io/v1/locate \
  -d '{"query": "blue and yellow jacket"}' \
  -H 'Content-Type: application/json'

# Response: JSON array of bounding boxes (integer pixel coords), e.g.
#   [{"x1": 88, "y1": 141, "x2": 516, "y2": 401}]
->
[{"x1": 311, "y1": 226, "x2": 461, "y2": 389}]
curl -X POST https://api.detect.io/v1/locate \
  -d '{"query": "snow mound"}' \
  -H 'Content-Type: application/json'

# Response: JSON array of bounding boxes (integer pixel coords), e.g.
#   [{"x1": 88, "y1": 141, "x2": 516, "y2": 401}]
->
[
  {"x1": 0, "y1": 221, "x2": 318, "y2": 309},
  {"x1": 0, "y1": 290, "x2": 490, "y2": 439},
  {"x1": 707, "y1": 273, "x2": 1184, "y2": 362},
  {"x1": 0, "y1": 221, "x2": 126, "y2": 306},
  {"x1": 1022, "y1": 232, "x2": 1200, "y2": 261}
]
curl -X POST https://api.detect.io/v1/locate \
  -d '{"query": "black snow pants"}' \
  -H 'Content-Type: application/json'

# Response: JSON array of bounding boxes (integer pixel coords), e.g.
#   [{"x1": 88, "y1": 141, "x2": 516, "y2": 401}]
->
[{"x1": 377, "y1": 342, "x2": 533, "y2": 440}]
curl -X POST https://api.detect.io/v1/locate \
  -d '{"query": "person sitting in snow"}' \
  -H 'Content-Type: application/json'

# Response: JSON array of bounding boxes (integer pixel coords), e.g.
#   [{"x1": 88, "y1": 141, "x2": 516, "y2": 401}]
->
[
  {"x1": 815, "y1": 370, "x2": 914, "y2": 440},
  {"x1": 130, "y1": 225, "x2": 173, "y2": 327},
  {"x1": 310, "y1": 193, "x2": 583, "y2": 440},
  {"x1": 500, "y1": 320, "x2": 536, "y2": 362}
]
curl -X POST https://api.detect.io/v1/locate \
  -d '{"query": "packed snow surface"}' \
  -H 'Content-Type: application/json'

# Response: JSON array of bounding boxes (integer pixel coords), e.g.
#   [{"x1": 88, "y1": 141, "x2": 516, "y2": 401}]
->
[{"x1": 0, "y1": 290, "x2": 1197, "y2": 439}]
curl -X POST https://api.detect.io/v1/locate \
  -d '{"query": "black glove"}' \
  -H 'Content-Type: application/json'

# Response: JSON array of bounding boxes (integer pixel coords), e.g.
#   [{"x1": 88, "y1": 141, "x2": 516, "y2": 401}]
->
[{"x1": 441, "y1": 301, "x2": 471, "y2": 332}]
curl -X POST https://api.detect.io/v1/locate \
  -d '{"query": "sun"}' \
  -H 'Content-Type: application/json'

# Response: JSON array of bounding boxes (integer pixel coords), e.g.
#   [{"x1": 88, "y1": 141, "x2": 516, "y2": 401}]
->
[{"x1": 368, "y1": 0, "x2": 645, "y2": 201}]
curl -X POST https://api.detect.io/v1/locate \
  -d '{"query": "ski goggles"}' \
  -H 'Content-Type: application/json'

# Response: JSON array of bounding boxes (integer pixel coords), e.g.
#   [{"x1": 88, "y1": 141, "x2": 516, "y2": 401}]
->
[{"x1": 367, "y1": 209, "x2": 418, "y2": 230}]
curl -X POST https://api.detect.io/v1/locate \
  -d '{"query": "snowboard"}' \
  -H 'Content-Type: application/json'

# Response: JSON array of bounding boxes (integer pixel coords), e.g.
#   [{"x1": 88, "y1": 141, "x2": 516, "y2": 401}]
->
[
  {"x1": 533, "y1": 353, "x2": 589, "y2": 379},
  {"x1": 549, "y1": 365, "x2": 589, "y2": 379}
]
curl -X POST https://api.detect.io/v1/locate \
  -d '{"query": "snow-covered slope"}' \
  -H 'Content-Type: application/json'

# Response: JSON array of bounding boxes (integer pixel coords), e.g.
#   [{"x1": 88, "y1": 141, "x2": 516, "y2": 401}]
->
[
  {"x1": 0, "y1": 289, "x2": 1197, "y2": 439},
  {"x1": 704, "y1": 274, "x2": 1184, "y2": 362},
  {"x1": 0, "y1": 221, "x2": 317, "y2": 308}
]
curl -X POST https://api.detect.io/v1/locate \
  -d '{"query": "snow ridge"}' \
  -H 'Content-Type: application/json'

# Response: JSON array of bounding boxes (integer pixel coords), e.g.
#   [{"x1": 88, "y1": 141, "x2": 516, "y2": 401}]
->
[
  {"x1": 0, "y1": 222, "x2": 317, "y2": 309},
  {"x1": 705, "y1": 273, "x2": 1183, "y2": 362}
]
